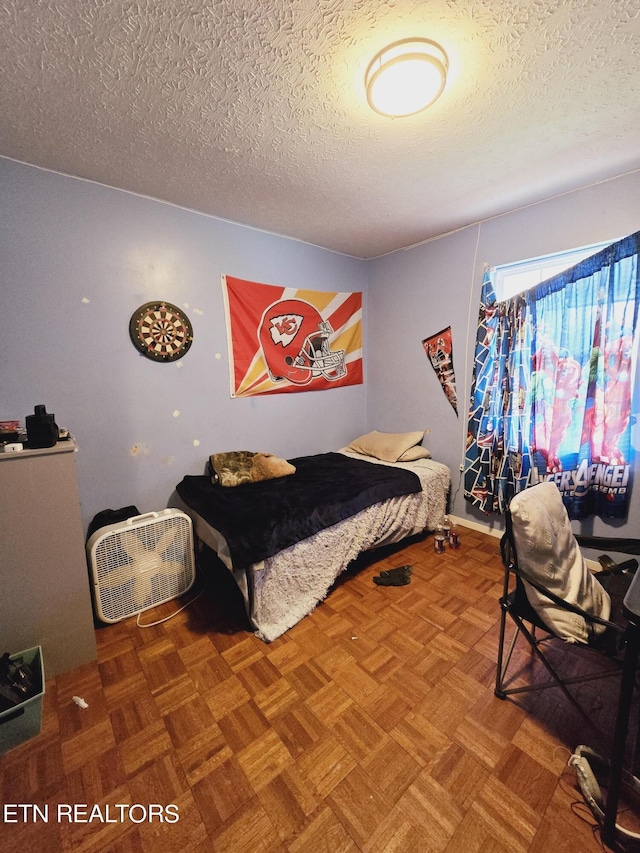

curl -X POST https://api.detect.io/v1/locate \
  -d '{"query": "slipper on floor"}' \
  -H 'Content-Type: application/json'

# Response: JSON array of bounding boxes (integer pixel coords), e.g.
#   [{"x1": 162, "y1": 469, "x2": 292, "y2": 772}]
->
[
  {"x1": 598, "y1": 554, "x2": 638, "y2": 575},
  {"x1": 373, "y1": 573, "x2": 411, "y2": 586},
  {"x1": 598, "y1": 554, "x2": 616, "y2": 573},
  {"x1": 379, "y1": 565, "x2": 412, "y2": 578}
]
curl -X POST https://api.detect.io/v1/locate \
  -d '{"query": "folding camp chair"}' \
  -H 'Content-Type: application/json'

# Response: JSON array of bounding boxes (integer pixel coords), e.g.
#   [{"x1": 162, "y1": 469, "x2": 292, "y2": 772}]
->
[
  {"x1": 495, "y1": 482, "x2": 637, "y2": 713},
  {"x1": 494, "y1": 481, "x2": 640, "y2": 845}
]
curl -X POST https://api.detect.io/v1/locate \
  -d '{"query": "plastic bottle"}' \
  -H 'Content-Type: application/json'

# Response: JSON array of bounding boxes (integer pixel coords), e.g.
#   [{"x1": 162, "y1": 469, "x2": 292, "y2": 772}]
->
[
  {"x1": 434, "y1": 525, "x2": 445, "y2": 554},
  {"x1": 442, "y1": 515, "x2": 451, "y2": 541},
  {"x1": 449, "y1": 523, "x2": 460, "y2": 549}
]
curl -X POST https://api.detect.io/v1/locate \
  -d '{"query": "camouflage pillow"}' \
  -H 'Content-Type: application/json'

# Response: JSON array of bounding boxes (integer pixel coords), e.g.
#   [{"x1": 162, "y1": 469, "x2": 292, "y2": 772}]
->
[{"x1": 209, "y1": 451, "x2": 296, "y2": 487}]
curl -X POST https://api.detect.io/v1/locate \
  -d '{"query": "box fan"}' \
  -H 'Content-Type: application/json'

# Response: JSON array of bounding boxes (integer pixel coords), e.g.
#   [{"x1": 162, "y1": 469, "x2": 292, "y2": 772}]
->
[{"x1": 87, "y1": 509, "x2": 195, "y2": 623}]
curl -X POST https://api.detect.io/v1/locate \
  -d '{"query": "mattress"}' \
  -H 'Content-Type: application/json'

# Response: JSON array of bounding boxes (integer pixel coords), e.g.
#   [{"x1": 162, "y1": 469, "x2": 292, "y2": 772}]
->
[{"x1": 175, "y1": 449, "x2": 450, "y2": 641}]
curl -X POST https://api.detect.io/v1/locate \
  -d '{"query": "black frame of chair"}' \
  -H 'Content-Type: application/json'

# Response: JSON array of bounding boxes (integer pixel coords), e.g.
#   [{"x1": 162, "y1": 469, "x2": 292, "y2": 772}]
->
[
  {"x1": 494, "y1": 506, "x2": 633, "y2": 718},
  {"x1": 495, "y1": 501, "x2": 640, "y2": 844}
]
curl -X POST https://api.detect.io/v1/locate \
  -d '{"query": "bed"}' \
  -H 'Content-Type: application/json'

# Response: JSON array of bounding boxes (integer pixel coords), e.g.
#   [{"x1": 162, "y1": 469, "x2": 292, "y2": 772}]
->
[{"x1": 174, "y1": 433, "x2": 450, "y2": 642}]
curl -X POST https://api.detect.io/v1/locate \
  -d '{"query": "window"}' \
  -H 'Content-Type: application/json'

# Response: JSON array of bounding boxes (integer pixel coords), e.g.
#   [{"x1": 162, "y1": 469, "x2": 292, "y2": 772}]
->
[
  {"x1": 464, "y1": 231, "x2": 640, "y2": 521},
  {"x1": 494, "y1": 241, "x2": 615, "y2": 302}
]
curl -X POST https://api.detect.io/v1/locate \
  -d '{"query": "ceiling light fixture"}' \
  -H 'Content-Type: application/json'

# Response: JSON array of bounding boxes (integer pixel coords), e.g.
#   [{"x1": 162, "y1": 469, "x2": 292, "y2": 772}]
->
[{"x1": 365, "y1": 38, "x2": 448, "y2": 118}]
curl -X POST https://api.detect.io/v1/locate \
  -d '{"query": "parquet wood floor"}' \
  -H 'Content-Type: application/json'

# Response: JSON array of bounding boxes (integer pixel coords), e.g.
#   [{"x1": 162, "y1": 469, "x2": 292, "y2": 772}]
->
[{"x1": 0, "y1": 526, "x2": 631, "y2": 852}]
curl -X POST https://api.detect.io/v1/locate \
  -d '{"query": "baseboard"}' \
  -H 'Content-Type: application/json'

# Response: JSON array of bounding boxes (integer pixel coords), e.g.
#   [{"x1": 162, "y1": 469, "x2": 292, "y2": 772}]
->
[
  {"x1": 449, "y1": 514, "x2": 502, "y2": 540},
  {"x1": 449, "y1": 514, "x2": 601, "y2": 572}
]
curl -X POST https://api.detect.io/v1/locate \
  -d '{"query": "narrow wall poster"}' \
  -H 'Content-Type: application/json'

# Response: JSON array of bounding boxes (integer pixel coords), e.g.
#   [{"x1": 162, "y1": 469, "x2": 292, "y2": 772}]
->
[{"x1": 422, "y1": 326, "x2": 458, "y2": 415}]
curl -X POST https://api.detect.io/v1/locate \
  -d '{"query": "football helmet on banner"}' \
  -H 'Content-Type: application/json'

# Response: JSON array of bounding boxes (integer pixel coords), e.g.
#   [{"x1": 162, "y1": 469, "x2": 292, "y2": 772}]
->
[{"x1": 258, "y1": 298, "x2": 347, "y2": 385}]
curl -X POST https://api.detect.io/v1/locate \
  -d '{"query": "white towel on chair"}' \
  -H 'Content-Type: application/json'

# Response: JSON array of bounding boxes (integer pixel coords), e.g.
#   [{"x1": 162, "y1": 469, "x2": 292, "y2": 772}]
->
[{"x1": 509, "y1": 482, "x2": 611, "y2": 644}]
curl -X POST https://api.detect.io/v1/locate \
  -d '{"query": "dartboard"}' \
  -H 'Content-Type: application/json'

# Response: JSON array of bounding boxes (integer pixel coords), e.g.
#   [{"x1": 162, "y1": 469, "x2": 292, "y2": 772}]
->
[{"x1": 129, "y1": 301, "x2": 193, "y2": 362}]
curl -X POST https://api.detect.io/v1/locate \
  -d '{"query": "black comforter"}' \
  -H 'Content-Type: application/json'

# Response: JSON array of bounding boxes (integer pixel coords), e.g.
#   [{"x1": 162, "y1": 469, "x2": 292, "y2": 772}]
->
[{"x1": 176, "y1": 452, "x2": 421, "y2": 568}]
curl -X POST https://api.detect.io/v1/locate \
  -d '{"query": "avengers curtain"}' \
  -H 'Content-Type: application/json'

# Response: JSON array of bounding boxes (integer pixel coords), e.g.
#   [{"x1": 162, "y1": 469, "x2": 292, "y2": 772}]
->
[{"x1": 464, "y1": 230, "x2": 640, "y2": 519}]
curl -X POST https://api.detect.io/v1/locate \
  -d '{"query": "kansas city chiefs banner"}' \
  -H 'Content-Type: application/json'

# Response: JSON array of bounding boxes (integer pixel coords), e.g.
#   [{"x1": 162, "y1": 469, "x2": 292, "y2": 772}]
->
[
  {"x1": 222, "y1": 275, "x2": 363, "y2": 397},
  {"x1": 422, "y1": 326, "x2": 459, "y2": 415}
]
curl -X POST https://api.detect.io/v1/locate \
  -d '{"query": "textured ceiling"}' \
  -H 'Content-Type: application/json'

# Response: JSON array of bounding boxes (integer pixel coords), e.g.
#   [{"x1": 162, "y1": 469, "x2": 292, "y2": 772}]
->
[{"x1": 1, "y1": 0, "x2": 640, "y2": 258}]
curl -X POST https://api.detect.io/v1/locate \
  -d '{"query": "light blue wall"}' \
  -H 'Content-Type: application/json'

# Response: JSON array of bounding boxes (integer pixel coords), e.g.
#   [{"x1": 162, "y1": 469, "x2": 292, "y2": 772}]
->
[
  {"x1": 0, "y1": 158, "x2": 369, "y2": 530},
  {"x1": 3, "y1": 156, "x2": 639, "y2": 545},
  {"x1": 368, "y1": 169, "x2": 640, "y2": 543}
]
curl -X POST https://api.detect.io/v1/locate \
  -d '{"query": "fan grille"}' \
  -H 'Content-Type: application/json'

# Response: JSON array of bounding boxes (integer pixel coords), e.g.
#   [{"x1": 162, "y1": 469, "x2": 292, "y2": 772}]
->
[{"x1": 89, "y1": 511, "x2": 195, "y2": 623}]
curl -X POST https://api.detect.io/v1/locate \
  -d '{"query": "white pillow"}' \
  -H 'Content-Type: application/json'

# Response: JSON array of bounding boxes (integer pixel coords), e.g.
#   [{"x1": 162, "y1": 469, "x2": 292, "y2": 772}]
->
[
  {"x1": 347, "y1": 430, "x2": 425, "y2": 463},
  {"x1": 509, "y1": 482, "x2": 610, "y2": 644}
]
